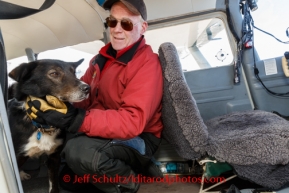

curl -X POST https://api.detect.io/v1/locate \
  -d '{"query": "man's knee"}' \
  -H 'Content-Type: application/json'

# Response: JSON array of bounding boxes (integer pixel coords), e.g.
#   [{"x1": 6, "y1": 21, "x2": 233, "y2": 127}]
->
[{"x1": 61, "y1": 136, "x2": 109, "y2": 174}]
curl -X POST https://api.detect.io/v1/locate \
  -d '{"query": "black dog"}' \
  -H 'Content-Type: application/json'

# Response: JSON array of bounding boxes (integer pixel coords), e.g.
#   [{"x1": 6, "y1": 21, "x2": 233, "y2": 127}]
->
[{"x1": 7, "y1": 59, "x2": 90, "y2": 193}]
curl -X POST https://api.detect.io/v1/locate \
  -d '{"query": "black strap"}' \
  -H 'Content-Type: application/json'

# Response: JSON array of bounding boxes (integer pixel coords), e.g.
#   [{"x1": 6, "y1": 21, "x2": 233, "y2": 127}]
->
[
  {"x1": 0, "y1": 0, "x2": 55, "y2": 19},
  {"x1": 0, "y1": 29, "x2": 7, "y2": 107},
  {"x1": 225, "y1": 0, "x2": 240, "y2": 43},
  {"x1": 0, "y1": 0, "x2": 56, "y2": 108},
  {"x1": 225, "y1": 0, "x2": 242, "y2": 84}
]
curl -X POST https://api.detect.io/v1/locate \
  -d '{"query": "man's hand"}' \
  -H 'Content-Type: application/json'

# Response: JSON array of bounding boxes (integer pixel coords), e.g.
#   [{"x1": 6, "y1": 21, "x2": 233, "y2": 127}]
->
[{"x1": 25, "y1": 95, "x2": 86, "y2": 133}]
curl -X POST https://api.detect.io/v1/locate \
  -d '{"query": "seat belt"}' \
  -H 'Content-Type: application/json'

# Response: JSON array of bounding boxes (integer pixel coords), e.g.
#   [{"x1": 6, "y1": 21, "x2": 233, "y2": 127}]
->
[
  {"x1": 0, "y1": 0, "x2": 55, "y2": 108},
  {"x1": 0, "y1": 0, "x2": 55, "y2": 19}
]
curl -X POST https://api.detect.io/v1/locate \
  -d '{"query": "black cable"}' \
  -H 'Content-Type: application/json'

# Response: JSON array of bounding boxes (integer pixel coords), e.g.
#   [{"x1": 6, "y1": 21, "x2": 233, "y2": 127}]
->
[{"x1": 252, "y1": 24, "x2": 289, "y2": 44}]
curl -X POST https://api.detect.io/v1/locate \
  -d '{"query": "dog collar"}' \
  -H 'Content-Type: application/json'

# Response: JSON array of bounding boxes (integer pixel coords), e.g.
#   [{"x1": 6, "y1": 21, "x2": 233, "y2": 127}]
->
[
  {"x1": 32, "y1": 121, "x2": 58, "y2": 140},
  {"x1": 37, "y1": 131, "x2": 42, "y2": 140},
  {"x1": 32, "y1": 120, "x2": 51, "y2": 129}
]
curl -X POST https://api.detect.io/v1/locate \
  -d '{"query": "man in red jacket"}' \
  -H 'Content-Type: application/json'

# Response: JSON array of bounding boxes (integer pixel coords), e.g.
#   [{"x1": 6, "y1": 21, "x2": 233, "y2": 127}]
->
[{"x1": 27, "y1": 0, "x2": 163, "y2": 192}]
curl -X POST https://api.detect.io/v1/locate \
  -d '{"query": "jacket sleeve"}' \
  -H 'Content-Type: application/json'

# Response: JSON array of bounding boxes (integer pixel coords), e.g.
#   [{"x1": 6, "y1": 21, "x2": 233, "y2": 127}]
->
[
  {"x1": 78, "y1": 54, "x2": 163, "y2": 139},
  {"x1": 73, "y1": 56, "x2": 99, "y2": 110}
]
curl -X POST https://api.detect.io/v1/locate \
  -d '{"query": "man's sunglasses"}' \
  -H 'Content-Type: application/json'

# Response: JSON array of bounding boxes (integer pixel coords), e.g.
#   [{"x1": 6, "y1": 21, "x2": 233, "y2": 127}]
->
[{"x1": 105, "y1": 17, "x2": 138, "y2": 31}]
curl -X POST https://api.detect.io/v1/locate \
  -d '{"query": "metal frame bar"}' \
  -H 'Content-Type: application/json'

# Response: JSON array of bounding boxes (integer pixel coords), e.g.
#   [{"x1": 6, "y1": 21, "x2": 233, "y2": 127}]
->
[
  {"x1": 0, "y1": 86, "x2": 23, "y2": 193},
  {"x1": 199, "y1": 172, "x2": 237, "y2": 193},
  {"x1": 198, "y1": 159, "x2": 237, "y2": 193}
]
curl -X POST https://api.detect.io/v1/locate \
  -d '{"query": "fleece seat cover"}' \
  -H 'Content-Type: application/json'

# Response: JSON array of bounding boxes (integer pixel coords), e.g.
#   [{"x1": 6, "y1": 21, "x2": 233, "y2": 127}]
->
[
  {"x1": 205, "y1": 110, "x2": 289, "y2": 165},
  {"x1": 232, "y1": 163, "x2": 289, "y2": 189},
  {"x1": 159, "y1": 42, "x2": 208, "y2": 160},
  {"x1": 158, "y1": 42, "x2": 289, "y2": 189},
  {"x1": 206, "y1": 110, "x2": 289, "y2": 189}
]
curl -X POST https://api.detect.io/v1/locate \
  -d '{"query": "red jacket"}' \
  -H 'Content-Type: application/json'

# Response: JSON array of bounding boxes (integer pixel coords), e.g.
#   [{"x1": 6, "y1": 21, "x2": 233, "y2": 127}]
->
[{"x1": 74, "y1": 37, "x2": 163, "y2": 139}]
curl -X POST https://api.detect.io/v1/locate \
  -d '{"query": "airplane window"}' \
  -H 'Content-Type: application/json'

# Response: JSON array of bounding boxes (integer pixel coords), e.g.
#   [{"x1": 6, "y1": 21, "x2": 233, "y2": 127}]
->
[
  {"x1": 145, "y1": 18, "x2": 233, "y2": 71},
  {"x1": 251, "y1": 0, "x2": 289, "y2": 60},
  {"x1": 7, "y1": 40, "x2": 104, "y2": 86}
]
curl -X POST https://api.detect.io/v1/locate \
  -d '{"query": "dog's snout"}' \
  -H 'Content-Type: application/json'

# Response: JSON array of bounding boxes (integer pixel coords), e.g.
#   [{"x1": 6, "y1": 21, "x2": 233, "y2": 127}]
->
[{"x1": 80, "y1": 84, "x2": 90, "y2": 94}]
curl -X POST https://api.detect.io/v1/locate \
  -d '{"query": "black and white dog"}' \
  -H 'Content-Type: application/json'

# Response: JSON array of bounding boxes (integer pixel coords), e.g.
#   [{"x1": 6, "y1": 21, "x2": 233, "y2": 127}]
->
[{"x1": 7, "y1": 59, "x2": 90, "y2": 193}]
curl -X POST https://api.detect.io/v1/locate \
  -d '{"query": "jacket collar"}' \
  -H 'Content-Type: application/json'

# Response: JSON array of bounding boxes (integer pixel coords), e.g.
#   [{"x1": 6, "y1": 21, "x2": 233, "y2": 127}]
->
[{"x1": 99, "y1": 35, "x2": 145, "y2": 65}]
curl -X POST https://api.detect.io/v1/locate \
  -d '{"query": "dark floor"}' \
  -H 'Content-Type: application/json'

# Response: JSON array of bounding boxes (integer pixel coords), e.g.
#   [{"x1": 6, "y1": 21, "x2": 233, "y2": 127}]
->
[{"x1": 139, "y1": 181, "x2": 200, "y2": 193}]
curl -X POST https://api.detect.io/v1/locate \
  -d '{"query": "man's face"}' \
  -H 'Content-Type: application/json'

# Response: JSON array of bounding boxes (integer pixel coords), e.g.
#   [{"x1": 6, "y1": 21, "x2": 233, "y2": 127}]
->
[{"x1": 109, "y1": 2, "x2": 147, "y2": 51}]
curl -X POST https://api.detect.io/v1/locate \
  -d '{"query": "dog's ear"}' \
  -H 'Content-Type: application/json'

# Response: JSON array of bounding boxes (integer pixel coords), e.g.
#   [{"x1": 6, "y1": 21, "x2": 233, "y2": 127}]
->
[
  {"x1": 8, "y1": 83, "x2": 17, "y2": 100},
  {"x1": 8, "y1": 61, "x2": 38, "y2": 82},
  {"x1": 70, "y1": 58, "x2": 84, "y2": 69}
]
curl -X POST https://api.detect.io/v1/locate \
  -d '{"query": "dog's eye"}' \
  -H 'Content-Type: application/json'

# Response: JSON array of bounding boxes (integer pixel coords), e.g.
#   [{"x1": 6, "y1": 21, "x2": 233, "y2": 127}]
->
[
  {"x1": 50, "y1": 72, "x2": 59, "y2": 77},
  {"x1": 70, "y1": 67, "x2": 75, "y2": 74}
]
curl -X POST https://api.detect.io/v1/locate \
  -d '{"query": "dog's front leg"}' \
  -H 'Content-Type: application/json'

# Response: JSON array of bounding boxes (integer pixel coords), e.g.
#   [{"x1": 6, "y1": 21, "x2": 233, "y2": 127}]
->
[
  {"x1": 17, "y1": 155, "x2": 31, "y2": 180},
  {"x1": 47, "y1": 152, "x2": 61, "y2": 193}
]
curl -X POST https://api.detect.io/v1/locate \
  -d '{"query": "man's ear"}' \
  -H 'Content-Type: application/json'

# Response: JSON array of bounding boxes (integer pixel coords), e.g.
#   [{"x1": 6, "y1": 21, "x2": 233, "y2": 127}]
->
[
  {"x1": 141, "y1": 21, "x2": 148, "y2": 35},
  {"x1": 8, "y1": 61, "x2": 38, "y2": 82}
]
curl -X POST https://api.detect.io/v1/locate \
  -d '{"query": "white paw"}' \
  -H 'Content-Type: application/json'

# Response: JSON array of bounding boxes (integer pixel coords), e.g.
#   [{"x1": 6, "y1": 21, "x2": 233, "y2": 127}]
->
[
  {"x1": 20, "y1": 170, "x2": 31, "y2": 180},
  {"x1": 49, "y1": 180, "x2": 52, "y2": 192}
]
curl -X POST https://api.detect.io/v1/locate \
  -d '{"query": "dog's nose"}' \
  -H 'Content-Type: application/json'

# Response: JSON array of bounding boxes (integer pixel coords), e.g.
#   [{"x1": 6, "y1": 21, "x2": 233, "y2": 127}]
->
[{"x1": 80, "y1": 84, "x2": 90, "y2": 94}]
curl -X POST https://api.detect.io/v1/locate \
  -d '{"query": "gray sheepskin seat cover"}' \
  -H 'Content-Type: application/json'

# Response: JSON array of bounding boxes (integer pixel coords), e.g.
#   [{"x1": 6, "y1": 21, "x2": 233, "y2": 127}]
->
[
  {"x1": 158, "y1": 42, "x2": 289, "y2": 189},
  {"x1": 159, "y1": 42, "x2": 208, "y2": 160},
  {"x1": 206, "y1": 110, "x2": 289, "y2": 165}
]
